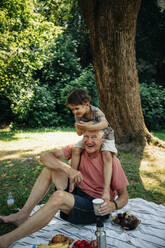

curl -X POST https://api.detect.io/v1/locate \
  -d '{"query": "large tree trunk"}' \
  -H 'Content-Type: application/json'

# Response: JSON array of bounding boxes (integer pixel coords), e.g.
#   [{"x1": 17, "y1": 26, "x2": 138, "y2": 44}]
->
[{"x1": 78, "y1": 0, "x2": 152, "y2": 151}]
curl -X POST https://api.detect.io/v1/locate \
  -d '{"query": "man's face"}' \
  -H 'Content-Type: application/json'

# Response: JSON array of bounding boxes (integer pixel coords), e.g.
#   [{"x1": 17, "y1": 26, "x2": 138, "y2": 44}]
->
[
  {"x1": 83, "y1": 130, "x2": 104, "y2": 154},
  {"x1": 68, "y1": 103, "x2": 89, "y2": 118}
]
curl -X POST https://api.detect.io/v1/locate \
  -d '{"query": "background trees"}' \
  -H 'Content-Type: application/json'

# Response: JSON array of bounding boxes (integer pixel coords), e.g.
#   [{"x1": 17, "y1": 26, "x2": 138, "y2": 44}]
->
[{"x1": 0, "y1": 0, "x2": 165, "y2": 144}]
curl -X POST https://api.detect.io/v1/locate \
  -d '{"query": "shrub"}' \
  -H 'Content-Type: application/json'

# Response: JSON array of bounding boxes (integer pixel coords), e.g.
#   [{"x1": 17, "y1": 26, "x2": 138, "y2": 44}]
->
[
  {"x1": 13, "y1": 85, "x2": 59, "y2": 128},
  {"x1": 0, "y1": 94, "x2": 12, "y2": 126},
  {"x1": 140, "y1": 82, "x2": 165, "y2": 130}
]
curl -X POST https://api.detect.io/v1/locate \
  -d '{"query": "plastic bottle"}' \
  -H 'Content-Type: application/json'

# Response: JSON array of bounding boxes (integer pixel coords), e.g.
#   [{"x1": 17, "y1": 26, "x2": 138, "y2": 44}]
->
[
  {"x1": 95, "y1": 219, "x2": 106, "y2": 248},
  {"x1": 7, "y1": 192, "x2": 14, "y2": 208}
]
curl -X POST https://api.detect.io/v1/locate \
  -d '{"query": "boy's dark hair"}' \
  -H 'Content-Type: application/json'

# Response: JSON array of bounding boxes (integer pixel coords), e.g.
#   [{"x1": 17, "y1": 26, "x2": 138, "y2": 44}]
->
[{"x1": 66, "y1": 88, "x2": 91, "y2": 105}]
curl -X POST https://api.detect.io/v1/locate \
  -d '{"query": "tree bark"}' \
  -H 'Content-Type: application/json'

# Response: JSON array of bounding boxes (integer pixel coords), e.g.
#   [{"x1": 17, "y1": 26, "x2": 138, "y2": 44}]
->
[{"x1": 78, "y1": 0, "x2": 152, "y2": 151}]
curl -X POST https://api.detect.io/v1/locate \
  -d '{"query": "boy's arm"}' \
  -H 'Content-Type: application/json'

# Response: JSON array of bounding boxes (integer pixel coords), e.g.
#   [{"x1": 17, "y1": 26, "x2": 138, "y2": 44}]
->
[
  {"x1": 75, "y1": 123, "x2": 84, "y2": 136},
  {"x1": 76, "y1": 119, "x2": 108, "y2": 131}
]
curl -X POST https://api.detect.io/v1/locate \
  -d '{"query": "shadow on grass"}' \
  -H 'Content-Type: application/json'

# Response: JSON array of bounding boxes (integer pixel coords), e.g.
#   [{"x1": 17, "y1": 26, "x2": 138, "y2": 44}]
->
[
  {"x1": 0, "y1": 131, "x2": 19, "y2": 141},
  {"x1": 0, "y1": 149, "x2": 34, "y2": 158}
]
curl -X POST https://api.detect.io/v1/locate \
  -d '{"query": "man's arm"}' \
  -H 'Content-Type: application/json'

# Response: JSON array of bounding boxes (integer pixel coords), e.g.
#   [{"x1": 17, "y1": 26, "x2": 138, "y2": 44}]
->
[
  {"x1": 40, "y1": 149, "x2": 83, "y2": 191},
  {"x1": 40, "y1": 149, "x2": 71, "y2": 175},
  {"x1": 98, "y1": 187, "x2": 128, "y2": 216}
]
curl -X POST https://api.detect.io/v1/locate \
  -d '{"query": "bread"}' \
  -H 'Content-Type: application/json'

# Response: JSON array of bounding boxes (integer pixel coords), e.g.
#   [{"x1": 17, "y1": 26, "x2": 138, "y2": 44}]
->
[{"x1": 50, "y1": 234, "x2": 74, "y2": 245}]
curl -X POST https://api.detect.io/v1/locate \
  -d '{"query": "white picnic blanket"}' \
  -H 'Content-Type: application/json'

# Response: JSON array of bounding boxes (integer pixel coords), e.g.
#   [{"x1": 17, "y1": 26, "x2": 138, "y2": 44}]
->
[{"x1": 10, "y1": 198, "x2": 165, "y2": 248}]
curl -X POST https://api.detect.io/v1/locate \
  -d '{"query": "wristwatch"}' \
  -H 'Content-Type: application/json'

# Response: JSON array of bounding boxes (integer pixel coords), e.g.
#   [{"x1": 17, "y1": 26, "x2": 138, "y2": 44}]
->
[{"x1": 111, "y1": 199, "x2": 118, "y2": 210}]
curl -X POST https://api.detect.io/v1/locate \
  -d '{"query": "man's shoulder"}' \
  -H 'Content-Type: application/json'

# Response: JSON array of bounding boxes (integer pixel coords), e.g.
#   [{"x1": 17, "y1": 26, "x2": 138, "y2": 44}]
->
[{"x1": 61, "y1": 145, "x2": 73, "y2": 160}]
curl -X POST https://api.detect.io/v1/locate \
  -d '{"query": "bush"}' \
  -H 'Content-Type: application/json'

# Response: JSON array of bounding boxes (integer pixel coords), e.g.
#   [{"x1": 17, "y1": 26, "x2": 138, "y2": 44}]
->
[
  {"x1": 13, "y1": 85, "x2": 59, "y2": 128},
  {"x1": 0, "y1": 94, "x2": 12, "y2": 126},
  {"x1": 140, "y1": 82, "x2": 165, "y2": 130}
]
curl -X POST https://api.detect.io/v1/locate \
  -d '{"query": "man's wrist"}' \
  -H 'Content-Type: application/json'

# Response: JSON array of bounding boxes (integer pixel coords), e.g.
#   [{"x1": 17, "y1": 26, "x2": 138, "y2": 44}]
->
[{"x1": 111, "y1": 200, "x2": 118, "y2": 210}]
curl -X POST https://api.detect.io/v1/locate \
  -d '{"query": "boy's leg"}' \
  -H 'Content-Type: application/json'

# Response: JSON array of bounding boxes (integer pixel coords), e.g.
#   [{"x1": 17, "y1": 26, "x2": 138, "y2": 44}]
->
[
  {"x1": 71, "y1": 147, "x2": 83, "y2": 170},
  {"x1": 0, "y1": 190, "x2": 75, "y2": 248},
  {"x1": 102, "y1": 151, "x2": 113, "y2": 201}
]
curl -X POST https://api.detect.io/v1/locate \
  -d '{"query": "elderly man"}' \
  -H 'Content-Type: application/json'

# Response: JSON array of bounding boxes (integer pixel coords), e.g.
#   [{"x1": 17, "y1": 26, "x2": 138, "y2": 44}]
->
[{"x1": 0, "y1": 130, "x2": 128, "y2": 248}]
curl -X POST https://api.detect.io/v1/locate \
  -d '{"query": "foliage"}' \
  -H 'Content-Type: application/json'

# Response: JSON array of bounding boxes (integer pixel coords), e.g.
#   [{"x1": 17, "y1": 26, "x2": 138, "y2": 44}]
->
[
  {"x1": 140, "y1": 82, "x2": 165, "y2": 130},
  {"x1": 38, "y1": 33, "x2": 82, "y2": 86},
  {"x1": 32, "y1": 33, "x2": 82, "y2": 127},
  {"x1": 0, "y1": 0, "x2": 165, "y2": 131},
  {"x1": 37, "y1": 0, "x2": 73, "y2": 26},
  {"x1": 64, "y1": 0, "x2": 92, "y2": 68},
  {"x1": 12, "y1": 85, "x2": 59, "y2": 127},
  {"x1": 0, "y1": 94, "x2": 12, "y2": 126},
  {"x1": 0, "y1": 0, "x2": 61, "y2": 95},
  {"x1": 136, "y1": 0, "x2": 165, "y2": 85}
]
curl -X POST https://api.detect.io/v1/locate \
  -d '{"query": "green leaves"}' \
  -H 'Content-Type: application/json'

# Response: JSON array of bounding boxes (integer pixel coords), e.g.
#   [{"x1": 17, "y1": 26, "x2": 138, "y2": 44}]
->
[
  {"x1": 140, "y1": 82, "x2": 165, "y2": 130},
  {"x1": 0, "y1": 0, "x2": 61, "y2": 95}
]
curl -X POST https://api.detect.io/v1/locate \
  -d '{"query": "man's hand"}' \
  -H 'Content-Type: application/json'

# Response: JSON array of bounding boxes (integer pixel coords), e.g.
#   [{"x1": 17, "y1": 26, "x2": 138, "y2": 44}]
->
[
  {"x1": 68, "y1": 168, "x2": 83, "y2": 192},
  {"x1": 98, "y1": 200, "x2": 116, "y2": 216}
]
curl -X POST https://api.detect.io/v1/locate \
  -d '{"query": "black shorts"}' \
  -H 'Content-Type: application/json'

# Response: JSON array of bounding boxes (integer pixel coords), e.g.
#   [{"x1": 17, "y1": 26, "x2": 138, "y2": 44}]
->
[{"x1": 60, "y1": 186, "x2": 109, "y2": 225}]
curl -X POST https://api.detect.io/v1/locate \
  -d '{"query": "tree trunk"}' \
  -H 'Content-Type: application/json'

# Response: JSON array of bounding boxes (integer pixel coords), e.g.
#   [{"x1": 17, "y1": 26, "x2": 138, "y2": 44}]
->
[{"x1": 78, "y1": 0, "x2": 152, "y2": 151}]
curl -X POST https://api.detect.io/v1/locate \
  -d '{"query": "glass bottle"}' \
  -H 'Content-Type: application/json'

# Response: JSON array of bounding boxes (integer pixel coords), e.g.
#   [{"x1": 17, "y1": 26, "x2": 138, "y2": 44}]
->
[{"x1": 7, "y1": 192, "x2": 14, "y2": 208}]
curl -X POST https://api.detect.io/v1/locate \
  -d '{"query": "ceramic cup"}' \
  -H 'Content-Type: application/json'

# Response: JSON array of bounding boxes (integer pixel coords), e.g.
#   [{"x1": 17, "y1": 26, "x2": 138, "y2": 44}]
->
[{"x1": 92, "y1": 198, "x2": 104, "y2": 216}]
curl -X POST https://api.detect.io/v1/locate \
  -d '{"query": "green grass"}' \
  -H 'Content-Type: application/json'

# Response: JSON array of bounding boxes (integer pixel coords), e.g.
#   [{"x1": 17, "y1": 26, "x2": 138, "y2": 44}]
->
[
  {"x1": 151, "y1": 130, "x2": 165, "y2": 141},
  {"x1": 0, "y1": 127, "x2": 165, "y2": 235}
]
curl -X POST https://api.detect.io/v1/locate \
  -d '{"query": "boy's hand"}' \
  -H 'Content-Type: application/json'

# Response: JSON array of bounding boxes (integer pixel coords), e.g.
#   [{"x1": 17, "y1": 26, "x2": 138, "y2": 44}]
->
[
  {"x1": 75, "y1": 123, "x2": 84, "y2": 136},
  {"x1": 76, "y1": 121, "x2": 94, "y2": 131}
]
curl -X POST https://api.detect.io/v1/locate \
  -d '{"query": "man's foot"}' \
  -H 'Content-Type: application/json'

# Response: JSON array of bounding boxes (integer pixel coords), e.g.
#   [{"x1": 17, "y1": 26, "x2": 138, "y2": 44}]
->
[{"x1": 0, "y1": 211, "x2": 27, "y2": 226}]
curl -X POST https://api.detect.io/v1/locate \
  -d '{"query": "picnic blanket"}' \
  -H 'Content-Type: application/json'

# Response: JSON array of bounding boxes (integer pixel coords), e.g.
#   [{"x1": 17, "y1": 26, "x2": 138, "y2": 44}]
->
[{"x1": 10, "y1": 198, "x2": 165, "y2": 248}]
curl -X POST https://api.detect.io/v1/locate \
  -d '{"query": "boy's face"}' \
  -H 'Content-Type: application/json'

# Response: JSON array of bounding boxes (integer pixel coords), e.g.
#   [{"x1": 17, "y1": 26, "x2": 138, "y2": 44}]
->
[{"x1": 68, "y1": 103, "x2": 89, "y2": 118}]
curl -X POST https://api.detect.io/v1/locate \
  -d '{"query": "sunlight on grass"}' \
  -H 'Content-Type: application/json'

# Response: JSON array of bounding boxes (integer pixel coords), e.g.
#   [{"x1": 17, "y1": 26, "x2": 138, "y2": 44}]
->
[
  {"x1": 139, "y1": 145, "x2": 165, "y2": 204},
  {"x1": 0, "y1": 128, "x2": 81, "y2": 160}
]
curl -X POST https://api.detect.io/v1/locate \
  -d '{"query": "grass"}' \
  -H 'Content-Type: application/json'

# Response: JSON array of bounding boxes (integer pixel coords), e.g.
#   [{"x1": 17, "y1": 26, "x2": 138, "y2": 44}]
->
[
  {"x1": 151, "y1": 129, "x2": 165, "y2": 141},
  {"x1": 0, "y1": 127, "x2": 165, "y2": 235}
]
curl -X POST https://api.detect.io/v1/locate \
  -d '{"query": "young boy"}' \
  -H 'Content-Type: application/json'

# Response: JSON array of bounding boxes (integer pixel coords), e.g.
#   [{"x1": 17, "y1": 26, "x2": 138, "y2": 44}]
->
[{"x1": 66, "y1": 88, "x2": 117, "y2": 201}]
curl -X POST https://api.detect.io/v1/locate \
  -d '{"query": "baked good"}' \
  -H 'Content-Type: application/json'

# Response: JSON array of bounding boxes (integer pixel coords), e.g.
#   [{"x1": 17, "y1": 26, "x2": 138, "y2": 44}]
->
[
  {"x1": 112, "y1": 211, "x2": 141, "y2": 230},
  {"x1": 49, "y1": 234, "x2": 74, "y2": 245}
]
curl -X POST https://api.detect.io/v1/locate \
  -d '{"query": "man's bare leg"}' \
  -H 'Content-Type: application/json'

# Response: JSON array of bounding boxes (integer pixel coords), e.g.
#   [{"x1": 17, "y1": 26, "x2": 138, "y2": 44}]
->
[
  {"x1": 0, "y1": 167, "x2": 53, "y2": 226},
  {"x1": 0, "y1": 190, "x2": 75, "y2": 248}
]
